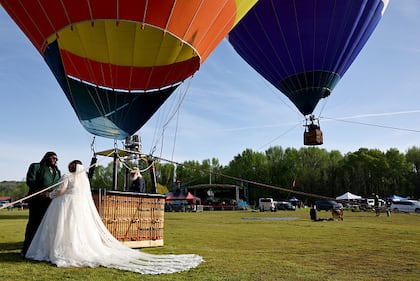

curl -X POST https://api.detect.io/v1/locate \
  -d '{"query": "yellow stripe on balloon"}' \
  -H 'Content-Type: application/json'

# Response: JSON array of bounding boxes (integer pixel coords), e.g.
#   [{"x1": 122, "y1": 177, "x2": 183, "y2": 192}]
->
[
  {"x1": 233, "y1": 0, "x2": 259, "y2": 26},
  {"x1": 47, "y1": 20, "x2": 198, "y2": 67}
]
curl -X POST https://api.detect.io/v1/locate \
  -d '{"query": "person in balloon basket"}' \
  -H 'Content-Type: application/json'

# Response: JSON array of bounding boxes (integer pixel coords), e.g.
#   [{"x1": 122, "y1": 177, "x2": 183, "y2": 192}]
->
[
  {"x1": 129, "y1": 167, "x2": 146, "y2": 193},
  {"x1": 21, "y1": 151, "x2": 61, "y2": 256},
  {"x1": 25, "y1": 160, "x2": 203, "y2": 274}
]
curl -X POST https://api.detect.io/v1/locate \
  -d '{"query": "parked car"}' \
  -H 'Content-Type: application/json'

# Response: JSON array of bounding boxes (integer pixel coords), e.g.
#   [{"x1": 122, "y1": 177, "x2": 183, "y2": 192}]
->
[
  {"x1": 391, "y1": 200, "x2": 420, "y2": 213},
  {"x1": 13, "y1": 202, "x2": 28, "y2": 209},
  {"x1": 315, "y1": 200, "x2": 339, "y2": 211},
  {"x1": 0, "y1": 201, "x2": 10, "y2": 208},
  {"x1": 276, "y1": 201, "x2": 296, "y2": 211},
  {"x1": 360, "y1": 198, "x2": 386, "y2": 210},
  {"x1": 258, "y1": 198, "x2": 276, "y2": 212}
]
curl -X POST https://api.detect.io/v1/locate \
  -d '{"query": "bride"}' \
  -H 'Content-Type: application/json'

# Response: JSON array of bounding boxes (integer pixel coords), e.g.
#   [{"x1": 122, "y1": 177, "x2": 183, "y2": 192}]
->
[{"x1": 25, "y1": 160, "x2": 203, "y2": 274}]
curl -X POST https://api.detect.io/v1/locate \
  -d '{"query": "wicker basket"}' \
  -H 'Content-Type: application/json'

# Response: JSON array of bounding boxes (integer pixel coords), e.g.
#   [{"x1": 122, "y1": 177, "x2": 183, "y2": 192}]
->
[{"x1": 92, "y1": 190, "x2": 165, "y2": 248}]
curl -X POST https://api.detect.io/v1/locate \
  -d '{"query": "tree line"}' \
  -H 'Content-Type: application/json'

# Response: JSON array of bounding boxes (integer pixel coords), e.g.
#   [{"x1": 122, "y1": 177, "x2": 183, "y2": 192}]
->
[
  {"x1": 2, "y1": 146, "x2": 420, "y2": 205},
  {"x1": 90, "y1": 146, "x2": 420, "y2": 204}
]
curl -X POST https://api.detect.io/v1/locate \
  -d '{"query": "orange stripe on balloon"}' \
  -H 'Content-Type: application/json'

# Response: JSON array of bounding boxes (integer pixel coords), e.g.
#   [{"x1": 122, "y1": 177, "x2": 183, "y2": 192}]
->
[
  {"x1": 168, "y1": 1, "x2": 237, "y2": 62},
  {"x1": 2, "y1": 0, "x2": 240, "y2": 59}
]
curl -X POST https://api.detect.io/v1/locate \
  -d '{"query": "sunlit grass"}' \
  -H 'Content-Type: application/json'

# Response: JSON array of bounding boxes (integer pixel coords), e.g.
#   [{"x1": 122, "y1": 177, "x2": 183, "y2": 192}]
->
[{"x1": 1, "y1": 209, "x2": 419, "y2": 280}]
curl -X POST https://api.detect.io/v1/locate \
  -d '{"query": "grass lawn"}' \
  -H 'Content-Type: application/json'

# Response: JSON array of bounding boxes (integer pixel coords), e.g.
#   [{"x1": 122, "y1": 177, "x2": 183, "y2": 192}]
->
[{"x1": 1, "y1": 208, "x2": 419, "y2": 281}]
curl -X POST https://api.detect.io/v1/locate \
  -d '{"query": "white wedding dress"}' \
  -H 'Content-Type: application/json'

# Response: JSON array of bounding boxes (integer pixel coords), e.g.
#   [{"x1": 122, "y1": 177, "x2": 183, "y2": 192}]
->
[{"x1": 25, "y1": 164, "x2": 203, "y2": 274}]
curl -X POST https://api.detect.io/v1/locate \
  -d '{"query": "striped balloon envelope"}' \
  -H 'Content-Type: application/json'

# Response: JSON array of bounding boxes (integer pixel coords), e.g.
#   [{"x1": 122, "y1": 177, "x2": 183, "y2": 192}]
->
[
  {"x1": 229, "y1": 0, "x2": 389, "y2": 116},
  {"x1": 1, "y1": 0, "x2": 257, "y2": 139}
]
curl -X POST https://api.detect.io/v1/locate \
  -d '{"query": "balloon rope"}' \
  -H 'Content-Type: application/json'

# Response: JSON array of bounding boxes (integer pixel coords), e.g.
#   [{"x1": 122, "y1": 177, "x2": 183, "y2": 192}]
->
[
  {"x1": 257, "y1": 122, "x2": 301, "y2": 151},
  {"x1": 0, "y1": 150, "x2": 114, "y2": 210},
  {"x1": 117, "y1": 154, "x2": 154, "y2": 174},
  {"x1": 154, "y1": 155, "x2": 335, "y2": 201},
  {"x1": 323, "y1": 116, "x2": 420, "y2": 133},
  {"x1": 170, "y1": 97, "x2": 181, "y2": 162},
  {"x1": 151, "y1": 80, "x2": 190, "y2": 161}
]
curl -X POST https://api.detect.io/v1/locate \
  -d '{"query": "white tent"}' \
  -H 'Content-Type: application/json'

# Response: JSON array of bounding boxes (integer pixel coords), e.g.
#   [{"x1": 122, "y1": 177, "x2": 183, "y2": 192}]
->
[{"x1": 336, "y1": 192, "x2": 362, "y2": 200}]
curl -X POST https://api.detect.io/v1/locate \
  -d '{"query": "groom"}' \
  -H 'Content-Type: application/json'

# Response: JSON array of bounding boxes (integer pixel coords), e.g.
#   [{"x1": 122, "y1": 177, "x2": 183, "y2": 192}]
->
[{"x1": 21, "y1": 152, "x2": 61, "y2": 256}]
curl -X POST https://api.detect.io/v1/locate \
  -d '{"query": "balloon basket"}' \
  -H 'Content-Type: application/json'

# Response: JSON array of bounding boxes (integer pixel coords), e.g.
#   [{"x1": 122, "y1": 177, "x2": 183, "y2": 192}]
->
[
  {"x1": 92, "y1": 189, "x2": 165, "y2": 248},
  {"x1": 304, "y1": 128, "x2": 323, "y2": 145},
  {"x1": 304, "y1": 115, "x2": 323, "y2": 145}
]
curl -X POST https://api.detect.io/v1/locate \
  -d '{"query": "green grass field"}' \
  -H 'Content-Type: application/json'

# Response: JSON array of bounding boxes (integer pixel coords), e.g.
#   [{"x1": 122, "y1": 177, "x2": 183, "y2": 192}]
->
[{"x1": 1, "y1": 208, "x2": 419, "y2": 281}]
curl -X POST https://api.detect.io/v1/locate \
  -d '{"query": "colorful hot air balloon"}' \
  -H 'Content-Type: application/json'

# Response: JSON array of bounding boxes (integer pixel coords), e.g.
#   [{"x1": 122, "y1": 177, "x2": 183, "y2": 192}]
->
[
  {"x1": 229, "y1": 0, "x2": 389, "y2": 117},
  {"x1": 1, "y1": 0, "x2": 257, "y2": 139}
]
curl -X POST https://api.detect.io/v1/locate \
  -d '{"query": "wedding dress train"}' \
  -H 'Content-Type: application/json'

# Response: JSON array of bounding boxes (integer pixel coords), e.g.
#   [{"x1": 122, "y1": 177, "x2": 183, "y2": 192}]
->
[{"x1": 25, "y1": 164, "x2": 203, "y2": 274}]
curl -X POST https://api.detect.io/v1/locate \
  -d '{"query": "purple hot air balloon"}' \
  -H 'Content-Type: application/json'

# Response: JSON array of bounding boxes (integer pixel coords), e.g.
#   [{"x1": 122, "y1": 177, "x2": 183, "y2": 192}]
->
[{"x1": 229, "y1": 0, "x2": 389, "y2": 144}]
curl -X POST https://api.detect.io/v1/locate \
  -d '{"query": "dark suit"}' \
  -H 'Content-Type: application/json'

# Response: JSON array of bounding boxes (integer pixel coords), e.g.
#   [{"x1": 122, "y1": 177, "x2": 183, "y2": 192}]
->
[
  {"x1": 22, "y1": 162, "x2": 61, "y2": 255},
  {"x1": 129, "y1": 177, "x2": 146, "y2": 193}
]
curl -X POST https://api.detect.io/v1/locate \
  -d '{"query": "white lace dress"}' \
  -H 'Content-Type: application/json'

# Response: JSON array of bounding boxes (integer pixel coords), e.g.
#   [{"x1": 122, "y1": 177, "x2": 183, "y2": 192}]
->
[{"x1": 25, "y1": 164, "x2": 203, "y2": 274}]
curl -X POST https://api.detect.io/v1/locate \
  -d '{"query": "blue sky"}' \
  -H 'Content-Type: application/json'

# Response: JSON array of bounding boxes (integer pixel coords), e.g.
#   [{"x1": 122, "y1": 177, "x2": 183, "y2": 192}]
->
[{"x1": 1, "y1": 1, "x2": 420, "y2": 181}]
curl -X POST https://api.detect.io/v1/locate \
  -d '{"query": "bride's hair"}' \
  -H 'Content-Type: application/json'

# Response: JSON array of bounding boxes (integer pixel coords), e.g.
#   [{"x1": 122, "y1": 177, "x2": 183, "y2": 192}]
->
[{"x1": 68, "y1": 160, "x2": 83, "y2": 173}]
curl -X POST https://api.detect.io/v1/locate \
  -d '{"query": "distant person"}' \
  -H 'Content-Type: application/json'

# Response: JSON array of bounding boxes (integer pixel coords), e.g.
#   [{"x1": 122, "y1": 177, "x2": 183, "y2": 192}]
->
[
  {"x1": 25, "y1": 160, "x2": 203, "y2": 274},
  {"x1": 386, "y1": 199, "x2": 392, "y2": 217},
  {"x1": 129, "y1": 167, "x2": 146, "y2": 193},
  {"x1": 332, "y1": 204, "x2": 344, "y2": 220},
  {"x1": 310, "y1": 204, "x2": 317, "y2": 221},
  {"x1": 22, "y1": 152, "x2": 61, "y2": 256},
  {"x1": 374, "y1": 194, "x2": 381, "y2": 216}
]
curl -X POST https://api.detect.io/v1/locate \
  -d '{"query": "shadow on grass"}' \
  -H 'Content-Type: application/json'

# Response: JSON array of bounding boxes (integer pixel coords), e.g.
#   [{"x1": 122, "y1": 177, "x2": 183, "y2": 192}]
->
[
  {"x1": 0, "y1": 214, "x2": 28, "y2": 220},
  {"x1": 0, "y1": 251, "x2": 27, "y2": 263},
  {"x1": 0, "y1": 241, "x2": 23, "y2": 251}
]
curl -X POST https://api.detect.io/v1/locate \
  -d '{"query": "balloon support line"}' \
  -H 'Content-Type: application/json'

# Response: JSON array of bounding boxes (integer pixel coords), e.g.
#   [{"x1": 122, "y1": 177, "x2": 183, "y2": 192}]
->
[
  {"x1": 322, "y1": 110, "x2": 420, "y2": 120},
  {"x1": 154, "y1": 155, "x2": 335, "y2": 201},
  {"x1": 0, "y1": 150, "x2": 115, "y2": 210},
  {"x1": 322, "y1": 116, "x2": 420, "y2": 133},
  {"x1": 257, "y1": 122, "x2": 302, "y2": 151}
]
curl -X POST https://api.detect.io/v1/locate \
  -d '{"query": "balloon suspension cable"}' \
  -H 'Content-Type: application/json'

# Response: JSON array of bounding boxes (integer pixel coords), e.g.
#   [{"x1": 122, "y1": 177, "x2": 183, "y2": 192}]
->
[
  {"x1": 151, "y1": 79, "x2": 190, "y2": 160},
  {"x1": 305, "y1": 114, "x2": 321, "y2": 130},
  {"x1": 90, "y1": 136, "x2": 96, "y2": 155},
  {"x1": 150, "y1": 145, "x2": 157, "y2": 157},
  {"x1": 318, "y1": 96, "x2": 329, "y2": 118},
  {"x1": 88, "y1": 136, "x2": 97, "y2": 179}
]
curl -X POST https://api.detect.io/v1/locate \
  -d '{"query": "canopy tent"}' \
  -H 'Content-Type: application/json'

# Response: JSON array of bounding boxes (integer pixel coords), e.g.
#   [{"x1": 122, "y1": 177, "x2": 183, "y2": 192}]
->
[
  {"x1": 165, "y1": 191, "x2": 201, "y2": 204},
  {"x1": 0, "y1": 196, "x2": 12, "y2": 202},
  {"x1": 386, "y1": 195, "x2": 408, "y2": 200},
  {"x1": 336, "y1": 192, "x2": 362, "y2": 200}
]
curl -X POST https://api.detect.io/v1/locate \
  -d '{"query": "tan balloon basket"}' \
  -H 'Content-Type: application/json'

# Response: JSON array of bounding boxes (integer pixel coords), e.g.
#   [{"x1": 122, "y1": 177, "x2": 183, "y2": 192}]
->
[{"x1": 92, "y1": 189, "x2": 165, "y2": 248}]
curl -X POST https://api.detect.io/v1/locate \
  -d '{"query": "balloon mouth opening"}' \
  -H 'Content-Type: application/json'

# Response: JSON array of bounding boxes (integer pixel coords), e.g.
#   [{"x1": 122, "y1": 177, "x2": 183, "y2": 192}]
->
[{"x1": 276, "y1": 71, "x2": 340, "y2": 115}]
